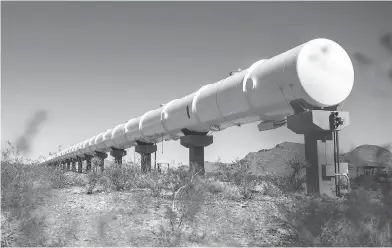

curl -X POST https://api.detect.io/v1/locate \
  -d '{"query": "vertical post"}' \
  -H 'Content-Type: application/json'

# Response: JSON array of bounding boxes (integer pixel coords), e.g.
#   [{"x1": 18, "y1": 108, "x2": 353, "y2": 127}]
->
[
  {"x1": 180, "y1": 132, "x2": 213, "y2": 176},
  {"x1": 135, "y1": 141, "x2": 157, "y2": 173},
  {"x1": 71, "y1": 159, "x2": 77, "y2": 172},
  {"x1": 154, "y1": 150, "x2": 157, "y2": 171},
  {"x1": 286, "y1": 103, "x2": 350, "y2": 197},
  {"x1": 95, "y1": 152, "x2": 108, "y2": 172},
  {"x1": 84, "y1": 154, "x2": 93, "y2": 173},
  {"x1": 109, "y1": 148, "x2": 127, "y2": 166},
  {"x1": 303, "y1": 131, "x2": 336, "y2": 196},
  {"x1": 77, "y1": 157, "x2": 83, "y2": 173},
  {"x1": 67, "y1": 160, "x2": 71, "y2": 171}
]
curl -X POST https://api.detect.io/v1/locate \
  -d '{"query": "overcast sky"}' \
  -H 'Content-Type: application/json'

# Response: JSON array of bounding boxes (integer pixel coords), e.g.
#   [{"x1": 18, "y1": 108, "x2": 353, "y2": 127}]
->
[{"x1": 2, "y1": 2, "x2": 392, "y2": 164}]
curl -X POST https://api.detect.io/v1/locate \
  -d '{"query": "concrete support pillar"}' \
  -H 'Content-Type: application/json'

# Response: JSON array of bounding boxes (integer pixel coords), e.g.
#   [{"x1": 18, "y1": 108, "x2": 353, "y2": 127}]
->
[
  {"x1": 71, "y1": 159, "x2": 77, "y2": 172},
  {"x1": 95, "y1": 152, "x2": 108, "y2": 172},
  {"x1": 84, "y1": 154, "x2": 93, "y2": 173},
  {"x1": 180, "y1": 134, "x2": 213, "y2": 176},
  {"x1": 77, "y1": 157, "x2": 83, "y2": 173},
  {"x1": 66, "y1": 160, "x2": 71, "y2": 171},
  {"x1": 110, "y1": 148, "x2": 127, "y2": 166},
  {"x1": 135, "y1": 141, "x2": 157, "y2": 173},
  {"x1": 286, "y1": 100, "x2": 350, "y2": 197},
  {"x1": 303, "y1": 132, "x2": 336, "y2": 196}
]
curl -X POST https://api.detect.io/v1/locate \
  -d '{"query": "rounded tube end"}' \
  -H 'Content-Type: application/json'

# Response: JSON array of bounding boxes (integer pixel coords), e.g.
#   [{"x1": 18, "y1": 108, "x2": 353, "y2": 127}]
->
[{"x1": 297, "y1": 38, "x2": 354, "y2": 107}]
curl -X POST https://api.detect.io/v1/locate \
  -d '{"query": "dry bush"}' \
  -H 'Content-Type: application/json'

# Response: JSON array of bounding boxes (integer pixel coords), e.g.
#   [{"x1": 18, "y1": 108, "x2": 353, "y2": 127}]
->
[
  {"x1": 103, "y1": 162, "x2": 143, "y2": 191},
  {"x1": 283, "y1": 155, "x2": 308, "y2": 192},
  {"x1": 205, "y1": 177, "x2": 226, "y2": 194},
  {"x1": 86, "y1": 157, "x2": 104, "y2": 194},
  {"x1": 214, "y1": 158, "x2": 258, "y2": 200},
  {"x1": 1, "y1": 141, "x2": 67, "y2": 246},
  {"x1": 105, "y1": 165, "x2": 130, "y2": 191},
  {"x1": 139, "y1": 170, "x2": 167, "y2": 197},
  {"x1": 151, "y1": 164, "x2": 207, "y2": 246},
  {"x1": 276, "y1": 150, "x2": 392, "y2": 246},
  {"x1": 43, "y1": 166, "x2": 68, "y2": 189},
  {"x1": 278, "y1": 188, "x2": 392, "y2": 246},
  {"x1": 86, "y1": 170, "x2": 102, "y2": 194}
]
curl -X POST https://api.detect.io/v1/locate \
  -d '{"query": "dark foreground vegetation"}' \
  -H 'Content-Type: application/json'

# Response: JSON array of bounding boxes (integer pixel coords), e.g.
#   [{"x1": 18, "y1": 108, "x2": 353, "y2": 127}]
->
[{"x1": 1, "y1": 142, "x2": 392, "y2": 247}]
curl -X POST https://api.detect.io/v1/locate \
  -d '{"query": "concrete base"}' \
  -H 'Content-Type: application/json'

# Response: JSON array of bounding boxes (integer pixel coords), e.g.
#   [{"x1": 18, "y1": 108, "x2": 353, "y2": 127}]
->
[
  {"x1": 180, "y1": 135, "x2": 213, "y2": 176},
  {"x1": 135, "y1": 142, "x2": 157, "y2": 173},
  {"x1": 110, "y1": 148, "x2": 127, "y2": 166},
  {"x1": 95, "y1": 152, "x2": 108, "y2": 172},
  {"x1": 84, "y1": 154, "x2": 93, "y2": 172}
]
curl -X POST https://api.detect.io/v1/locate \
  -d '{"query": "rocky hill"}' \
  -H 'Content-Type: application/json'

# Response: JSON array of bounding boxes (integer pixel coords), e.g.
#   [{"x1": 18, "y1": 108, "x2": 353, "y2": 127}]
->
[
  {"x1": 206, "y1": 142, "x2": 392, "y2": 177},
  {"x1": 341, "y1": 144, "x2": 392, "y2": 167},
  {"x1": 205, "y1": 142, "x2": 305, "y2": 176}
]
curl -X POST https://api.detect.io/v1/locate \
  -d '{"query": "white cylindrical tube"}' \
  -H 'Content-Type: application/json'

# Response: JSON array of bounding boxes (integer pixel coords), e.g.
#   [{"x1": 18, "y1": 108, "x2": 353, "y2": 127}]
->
[{"x1": 46, "y1": 38, "x2": 354, "y2": 164}]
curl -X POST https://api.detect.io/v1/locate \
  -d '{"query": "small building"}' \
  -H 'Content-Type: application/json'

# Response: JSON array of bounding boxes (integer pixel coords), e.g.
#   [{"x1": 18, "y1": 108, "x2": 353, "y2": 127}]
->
[{"x1": 155, "y1": 160, "x2": 171, "y2": 173}]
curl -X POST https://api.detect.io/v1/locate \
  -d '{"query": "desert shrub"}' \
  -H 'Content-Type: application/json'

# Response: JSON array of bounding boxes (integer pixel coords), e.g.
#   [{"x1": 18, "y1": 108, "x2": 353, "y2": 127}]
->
[
  {"x1": 261, "y1": 180, "x2": 285, "y2": 197},
  {"x1": 139, "y1": 170, "x2": 167, "y2": 197},
  {"x1": 72, "y1": 173, "x2": 89, "y2": 187},
  {"x1": 1, "y1": 141, "x2": 67, "y2": 246},
  {"x1": 86, "y1": 170, "x2": 102, "y2": 194},
  {"x1": 283, "y1": 155, "x2": 308, "y2": 192},
  {"x1": 279, "y1": 188, "x2": 392, "y2": 246},
  {"x1": 43, "y1": 166, "x2": 68, "y2": 189},
  {"x1": 151, "y1": 165, "x2": 207, "y2": 246},
  {"x1": 104, "y1": 162, "x2": 144, "y2": 191},
  {"x1": 215, "y1": 158, "x2": 259, "y2": 200},
  {"x1": 205, "y1": 177, "x2": 226, "y2": 194},
  {"x1": 86, "y1": 157, "x2": 104, "y2": 194},
  {"x1": 1, "y1": 161, "x2": 51, "y2": 220},
  {"x1": 162, "y1": 165, "x2": 194, "y2": 195},
  {"x1": 105, "y1": 165, "x2": 129, "y2": 191},
  {"x1": 244, "y1": 156, "x2": 307, "y2": 197}
]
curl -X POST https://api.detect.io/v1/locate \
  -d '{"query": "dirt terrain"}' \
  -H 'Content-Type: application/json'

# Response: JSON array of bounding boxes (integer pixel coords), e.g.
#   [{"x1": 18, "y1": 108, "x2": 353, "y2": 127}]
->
[
  {"x1": 2, "y1": 141, "x2": 391, "y2": 247},
  {"x1": 39, "y1": 183, "x2": 295, "y2": 247}
]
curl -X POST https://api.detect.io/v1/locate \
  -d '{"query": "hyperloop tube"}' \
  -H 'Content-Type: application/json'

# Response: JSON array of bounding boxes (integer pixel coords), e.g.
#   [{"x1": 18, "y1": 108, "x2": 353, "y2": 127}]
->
[
  {"x1": 103, "y1": 129, "x2": 115, "y2": 151},
  {"x1": 94, "y1": 132, "x2": 106, "y2": 152},
  {"x1": 112, "y1": 124, "x2": 130, "y2": 149},
  {"x1": 161, "y1": 95, "x2": 195, "y2": 140},
  {"x1": 42, "y1": 38, "x2": 354, "y2": 165},
  {"x1": 125, "y1": 117, "x2": 143, "y2": 144},
  {"x1": 82, "y1": 140, "x2": 92, "y2": 155},
  {"x1": 88, "y1": 137, "x2": 97, "y2": 154},
  {"x1": 76, "y1": 145, "x2": 82, "y2": 156},
  {"x1": 139, "y1": 107, "x2": 169, "y2": 143}
]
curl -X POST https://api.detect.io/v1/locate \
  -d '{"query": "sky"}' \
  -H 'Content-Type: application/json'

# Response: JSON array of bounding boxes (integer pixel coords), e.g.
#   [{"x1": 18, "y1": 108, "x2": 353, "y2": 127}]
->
[{"x1": 2, "y1": 1, "x2": 392, "y2": 165}]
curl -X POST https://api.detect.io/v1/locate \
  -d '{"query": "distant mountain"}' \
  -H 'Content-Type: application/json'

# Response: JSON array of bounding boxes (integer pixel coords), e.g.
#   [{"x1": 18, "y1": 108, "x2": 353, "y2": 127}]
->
[
  {"x1": 205, "y1": 142, "x2": 305, "y2": 176},
  {"x1": 206, "y1": 142, "x2": 392, "y2": 177},
  {"x1": 341, "y1": 144, "x2": 392, "y2": 168}
]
